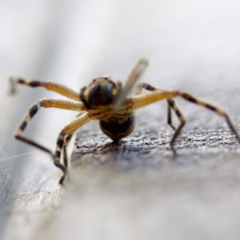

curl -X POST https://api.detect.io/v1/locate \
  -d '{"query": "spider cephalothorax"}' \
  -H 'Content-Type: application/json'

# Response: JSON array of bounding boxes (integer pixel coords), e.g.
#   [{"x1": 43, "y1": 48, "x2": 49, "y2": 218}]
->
[
  {"x1": 9, "y1": 58, "x2": 240, "y2": 184},
  {"x1": 80, "y1": 77, "x2": 122, "y2": 109}
]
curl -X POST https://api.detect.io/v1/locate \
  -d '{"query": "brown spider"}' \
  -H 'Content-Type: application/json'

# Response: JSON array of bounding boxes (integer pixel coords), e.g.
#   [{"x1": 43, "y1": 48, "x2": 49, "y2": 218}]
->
[{"x1": 9, "y1": 59, "x2": 240, "y2": 184}]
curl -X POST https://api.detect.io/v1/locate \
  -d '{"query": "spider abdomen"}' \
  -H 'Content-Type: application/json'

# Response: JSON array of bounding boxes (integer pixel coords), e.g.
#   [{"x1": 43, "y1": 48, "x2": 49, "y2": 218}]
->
[{"x1": 99, "y1": 115, "x2": 136, "y2": 142}]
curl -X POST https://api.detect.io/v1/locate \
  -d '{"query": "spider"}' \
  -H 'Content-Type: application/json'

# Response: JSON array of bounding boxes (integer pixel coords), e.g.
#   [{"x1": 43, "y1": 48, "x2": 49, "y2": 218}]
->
[{"x1": 9, "y1": 58, "x2": 240, "y2": 184}]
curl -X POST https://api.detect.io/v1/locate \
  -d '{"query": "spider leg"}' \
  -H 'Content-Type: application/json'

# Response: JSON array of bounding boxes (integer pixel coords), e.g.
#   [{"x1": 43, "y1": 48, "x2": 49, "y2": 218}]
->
[
  {"x1": 177, "y1": 91, "x2": 240, "y2": 142},
  {"x1": 132, "y1": 82, "x2": 177, "y2": 130},
  {"x1": 62, "y1": 133, "x2": 73, "y2": 168},
  {"x1": 167, "y1": 101, "x2": 176, "y2": 131},
  {"x1": 132, "y1": 83, "x2": 187, "y2": 153},
  {"x1": 131, "y1": 89, "x2": 240, "y2": 151},
  {"x1": 62, "y1": 112, "x2": 87, "y2": 168},
  {"x1": 9, "y1": 77, "x2": 80, "y2": 101},
  {"x1": 55, "y1": 112, "x2": 91, "y2": 184},
  {"x1": 132, "y1": 82, "x2": 158, "y2": 95},
  {"x1": 167, "y1": 99, "x2": 186, "y2": 155},
  {"x1": 15, "y1": 99, "x2": 86, "y2": 183},
  {"x1": 114, "y1": 58, "x2": 148, "y2": 108}
]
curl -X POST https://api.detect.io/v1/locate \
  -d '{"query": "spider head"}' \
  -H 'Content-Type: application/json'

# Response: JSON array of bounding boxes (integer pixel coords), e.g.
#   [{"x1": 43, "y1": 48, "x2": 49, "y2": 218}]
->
[{"x1": 80, "y1": 77, "x2": 122, "y2": 108}]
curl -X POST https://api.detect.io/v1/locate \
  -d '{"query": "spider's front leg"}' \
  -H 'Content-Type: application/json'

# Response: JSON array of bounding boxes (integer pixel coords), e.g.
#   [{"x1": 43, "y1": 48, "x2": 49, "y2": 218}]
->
[
  {"x1": 166, "y1": 99, "x2": 186, "y2": 154},
  {"x1": 131, "y1": 86, "x2": 240, "y2": 154},
  {"x1": 14, "y1": 99, "x2": 86, "y2": 183},
  {"x1": 177, "y1": 91, "x2": 240, "y2": 142},
  {"x1": 133, "y1": 82, "x2": 186, "y2": 154},
  {"x1": 54, "y1": 113, "x2": 91, "y2": 183},
  {"x1": 9, "y1": 77, "x2": 80, "y2": 101},
  {"x1": 133, "y1": 82, "x2": 182, "y2": 130}
]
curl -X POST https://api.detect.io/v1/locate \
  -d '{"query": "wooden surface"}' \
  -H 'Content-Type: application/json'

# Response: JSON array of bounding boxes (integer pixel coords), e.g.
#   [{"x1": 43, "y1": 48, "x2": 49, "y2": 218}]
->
[{"x1": 1, "y1": 0, "x2": 240, "y2": 239}]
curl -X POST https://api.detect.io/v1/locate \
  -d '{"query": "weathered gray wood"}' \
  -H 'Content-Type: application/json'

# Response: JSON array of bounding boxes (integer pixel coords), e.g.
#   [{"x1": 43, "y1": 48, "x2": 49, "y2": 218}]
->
[{"x1": 1, "y1": 0, "x2": 240, "y2": 239}]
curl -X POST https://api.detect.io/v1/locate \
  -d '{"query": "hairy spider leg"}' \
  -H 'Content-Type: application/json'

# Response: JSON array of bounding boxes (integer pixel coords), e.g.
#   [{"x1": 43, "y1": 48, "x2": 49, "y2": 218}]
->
[
  {"x1": 55, "y1": 112, "x2": 91, "y2": 183},
  {"x1": 9, "y1": 77, "x2": 80, "y2": 101},
  {"x1": 61, "y1": 112, "x2": 86, "y2": 168},
  {"x1": 167, "y1": 101, "x2": 176, "y2": 131},
  {"x1": 133, "y1": 82, "x2": 180, "y2": 130},
  {"x1": 114, "y1": 58, "x2": 148, "y2": 108},
  {"x1": 62, "y1": 134, "x2": 73, "y2": 168},
  {"x1": 132, "y1": 82, "x2": 186, "y2": 154},
  {"x1": 131, "y1": 87, "x2": 240, "y2": 149},
  {"x1": 167, "y1": 99, "x2": 186, "y2": 154},
  {"x1": 178, "y1": 92, "x2": 240, "y2": 142},
  {"x1": 15, "y1": 99, "x2": 85, "y2": 183}
]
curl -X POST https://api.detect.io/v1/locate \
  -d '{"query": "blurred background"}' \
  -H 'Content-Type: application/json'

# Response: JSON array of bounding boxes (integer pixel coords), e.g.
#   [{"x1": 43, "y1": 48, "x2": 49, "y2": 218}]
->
[{"x1": 0, "y1": 0, "x2": 240, "y2": 239}]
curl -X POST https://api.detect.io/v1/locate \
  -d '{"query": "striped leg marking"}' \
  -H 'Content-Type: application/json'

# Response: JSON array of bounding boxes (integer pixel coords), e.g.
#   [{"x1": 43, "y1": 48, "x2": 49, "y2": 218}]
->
[
  {"x1": 15, "y1": 99, "x2": 86, "y2": 183},
  {"x1": 55, "y1": 112, "x2": 91, "y2": 184},
  {"x1": 16, "y1": 102, "x2": 56, "y2": 158},
  {"x1": 132, "y1": 83, "x2": 187, "y2": 154},
  {"x1": 61, "y1": 112, "x2": 87, "y2": 168},
  {"x1": 9, "y1": 77, "x2": 80, "y2": 101},
  {"x1": 133, "y1": 82, "x2": 181, "y2": 131},
  {"x1": 131, "y1": 83, "x2": 240, "y2": 152},
  {"x1": 133, "y1": 82, "x2": 177, "y2": 130},
  {"x1": 177, "y1": 92, "x2": 240, "y2": 142},
  {"x1": 167, "y1": 101, "x2": 176, "y2": 131},
  {"x1": 132, "y1": 82, "x2": 158, "y2": 96},
  {"x1": 62, "y1": 134, "x2": 74, "y2": 168},
  {"x1": 167, "y1": 99, "x2": 186, "y2": 155}
]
